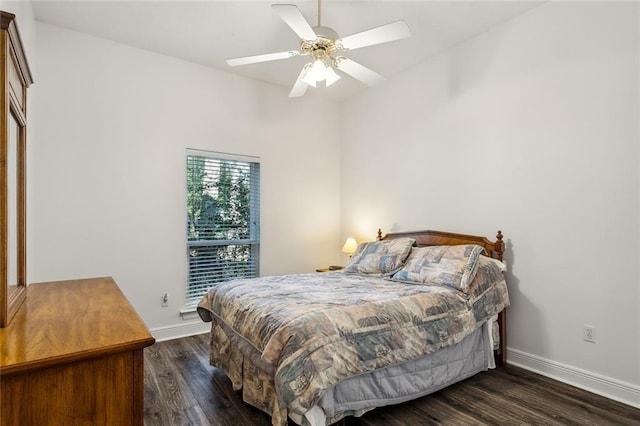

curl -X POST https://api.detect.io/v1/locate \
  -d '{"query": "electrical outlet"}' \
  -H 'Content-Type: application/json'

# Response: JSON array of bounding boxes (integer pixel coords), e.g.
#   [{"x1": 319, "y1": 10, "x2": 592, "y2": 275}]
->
[
  {"x1": 161, "y1": 292, "x2": 169, "y2": 307},
  {"x1": 583, "y1": 325, "x2": 596, "y2": 343}
]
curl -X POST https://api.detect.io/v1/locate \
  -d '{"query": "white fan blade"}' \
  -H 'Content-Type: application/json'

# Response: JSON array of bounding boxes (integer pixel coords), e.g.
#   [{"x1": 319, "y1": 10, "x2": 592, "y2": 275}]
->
[
  {"x1": 335, "y1": 57, "x2": 385, "y2": 86},
  {"x1": 289, "y1": 65, "x2": 310, "y2": 98},
  {"x1": 226, "y1": 51, "x2": 299, "y2": 67},
  {"x1": 272, "y1": 4, "x2": 317, "y2": 41},
  {"x1": 339, "y1": 20, "x2": 410, "y2": 51}
]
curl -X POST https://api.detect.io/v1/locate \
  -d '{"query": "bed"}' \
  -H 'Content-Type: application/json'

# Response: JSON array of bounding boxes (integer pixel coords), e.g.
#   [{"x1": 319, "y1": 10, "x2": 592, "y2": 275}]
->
[{"x1": 197, "y1": 229, "x2": 509, "y2": 426}]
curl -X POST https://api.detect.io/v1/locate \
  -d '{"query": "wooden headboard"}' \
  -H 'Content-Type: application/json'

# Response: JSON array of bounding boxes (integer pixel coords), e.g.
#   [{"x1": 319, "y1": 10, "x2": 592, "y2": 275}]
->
[
  {"x1": 377, "y1": 228, "x2": 507, "y2": 366},
  {"x1": 378, "y1": 229, "x2": 504, "y2": 262}
]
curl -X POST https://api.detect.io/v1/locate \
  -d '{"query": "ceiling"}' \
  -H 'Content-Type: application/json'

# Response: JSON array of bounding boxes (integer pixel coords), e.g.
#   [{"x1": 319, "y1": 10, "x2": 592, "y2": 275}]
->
[{"x1": 31, "y1": 1, "x2": 542, "y2": 101}]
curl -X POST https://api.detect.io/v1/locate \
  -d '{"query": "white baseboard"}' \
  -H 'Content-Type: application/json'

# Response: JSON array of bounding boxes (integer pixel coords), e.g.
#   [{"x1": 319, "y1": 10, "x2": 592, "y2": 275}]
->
[
  {"x1": 150, "y1": 320, "x2": 210, "y2": 342},
  {"x1": 508, "y1": 347, "x2": 640, "y2": 409}
]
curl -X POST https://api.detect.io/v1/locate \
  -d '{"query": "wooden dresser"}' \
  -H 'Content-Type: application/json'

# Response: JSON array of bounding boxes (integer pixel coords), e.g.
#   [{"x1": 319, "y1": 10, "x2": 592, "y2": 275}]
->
[{"x1": 0, "y1": 277, "x2": 155, "y2": 425}]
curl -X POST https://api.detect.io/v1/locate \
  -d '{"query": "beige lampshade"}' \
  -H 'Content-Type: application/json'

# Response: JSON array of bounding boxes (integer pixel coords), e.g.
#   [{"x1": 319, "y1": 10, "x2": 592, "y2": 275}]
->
[{"x1": 341, "y1": 237, "x2": 358, "y2": 255}]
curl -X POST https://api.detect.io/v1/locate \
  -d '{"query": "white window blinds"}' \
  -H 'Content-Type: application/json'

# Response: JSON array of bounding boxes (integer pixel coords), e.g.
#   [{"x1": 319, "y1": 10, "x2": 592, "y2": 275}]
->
[{"x1": 185, "y1": 150, "x2": 260, "y2": 307}]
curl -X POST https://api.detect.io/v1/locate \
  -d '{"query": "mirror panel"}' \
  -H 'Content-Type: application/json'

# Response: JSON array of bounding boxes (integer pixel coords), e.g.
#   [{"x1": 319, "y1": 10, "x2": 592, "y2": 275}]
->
[{"x1": 7, "y1": 111, "x2": 18, "y2": 295}]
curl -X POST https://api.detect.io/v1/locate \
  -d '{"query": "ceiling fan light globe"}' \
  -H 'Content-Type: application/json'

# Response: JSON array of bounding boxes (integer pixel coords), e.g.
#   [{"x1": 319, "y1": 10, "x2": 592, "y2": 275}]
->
[
  {"x1": 302, "y1": 76, "x2": 317, "y2": 87},
  {"x1": 325, "y1": 66, "x2": 340, "y2": 86},
  {"x1": 302, "y1": 68, "x2": 318, "y2": 87},
  {"x1": 311, "y1": 59, "x2": 326, "y2": 79},
  {"x1": 302, "y1": 60, "x2": 325, "y2": 85}
]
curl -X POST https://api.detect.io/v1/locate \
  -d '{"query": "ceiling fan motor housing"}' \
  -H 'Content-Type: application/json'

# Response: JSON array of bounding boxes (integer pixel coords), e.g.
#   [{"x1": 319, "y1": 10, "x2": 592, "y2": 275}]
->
[
  {"x1": 312, "y1": 26, "x2": 339, "y2": 41},
  {"x1": 300, "y1": 26, "x2": 340, "y2": 60}
]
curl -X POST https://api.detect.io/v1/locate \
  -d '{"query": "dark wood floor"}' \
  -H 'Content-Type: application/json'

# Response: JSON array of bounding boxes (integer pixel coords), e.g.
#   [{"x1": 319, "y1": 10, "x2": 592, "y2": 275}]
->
[{"x1": 144, "y1": 334, "x2": 640, "y2": 426}]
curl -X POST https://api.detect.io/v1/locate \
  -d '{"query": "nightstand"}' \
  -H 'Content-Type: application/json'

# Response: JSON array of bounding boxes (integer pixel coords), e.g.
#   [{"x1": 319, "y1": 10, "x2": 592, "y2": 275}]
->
[{"x1": 316, "y1": 266, "x2": 344, "y2": 272}]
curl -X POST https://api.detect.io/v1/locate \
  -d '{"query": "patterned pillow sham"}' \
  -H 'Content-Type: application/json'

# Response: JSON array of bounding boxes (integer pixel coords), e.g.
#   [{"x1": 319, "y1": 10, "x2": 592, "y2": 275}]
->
[
  {"x1": 464, "y1": 255, "x2": 508, "y2": 301},
  {"x1": 391, "y1": 244, "x2": 486, "y2": 291},
  {"x1": 343, "y1": 237, "x2": 416, "y2": 276}
]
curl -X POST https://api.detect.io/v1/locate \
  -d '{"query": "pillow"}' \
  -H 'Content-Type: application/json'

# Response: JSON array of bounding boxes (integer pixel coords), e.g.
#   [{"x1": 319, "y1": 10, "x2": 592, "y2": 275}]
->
[
  {"x1": 464, "y1": 255, "x2": 508, "y2": 301},
  {"x1": 485, "y1": 257, "x2": 507, "y2": 272},
  {"x1": 391, "y1": 244, "x2": 486, "y2": 291},
  {"x1": 343, "y1": 237, "x2": 416, "y2": 276}
]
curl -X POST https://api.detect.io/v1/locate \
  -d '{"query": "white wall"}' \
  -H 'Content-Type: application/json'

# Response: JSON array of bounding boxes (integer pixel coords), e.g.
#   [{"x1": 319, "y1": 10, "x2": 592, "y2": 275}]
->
[
  {"x1": 32, "y1": 23, "x2": 342, "y2": 337},
  {"x1": 341, "y1": 2, "x2": 639, "y2": 406},
  {"x1": 13, "y1": 0, "x2": 640, "y2": 409}
]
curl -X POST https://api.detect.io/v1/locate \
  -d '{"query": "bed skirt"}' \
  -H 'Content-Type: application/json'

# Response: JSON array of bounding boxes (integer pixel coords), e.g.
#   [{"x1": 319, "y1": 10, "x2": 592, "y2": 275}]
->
[{"x1": 208, "y1": 316, "x2": 496, "y2": 426}]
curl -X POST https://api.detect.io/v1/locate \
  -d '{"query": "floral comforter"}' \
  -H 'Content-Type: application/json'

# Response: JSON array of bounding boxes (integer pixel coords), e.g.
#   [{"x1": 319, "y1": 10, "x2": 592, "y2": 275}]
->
[{"x1": 197, "y1": 264, "x2": 509, "y2": 425}]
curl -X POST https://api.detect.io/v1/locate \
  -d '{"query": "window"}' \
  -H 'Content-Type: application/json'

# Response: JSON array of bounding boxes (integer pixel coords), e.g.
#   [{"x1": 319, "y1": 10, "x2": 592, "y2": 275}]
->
[{"x1": 185, "y1": 150, "x2": 260, "y2": 307}]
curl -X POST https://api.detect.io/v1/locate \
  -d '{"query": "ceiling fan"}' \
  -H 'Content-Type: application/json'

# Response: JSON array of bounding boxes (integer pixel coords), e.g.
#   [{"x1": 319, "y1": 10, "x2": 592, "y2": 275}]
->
[{"x1": 226, "y1": 1, "x2": 411, "y2": 97}]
